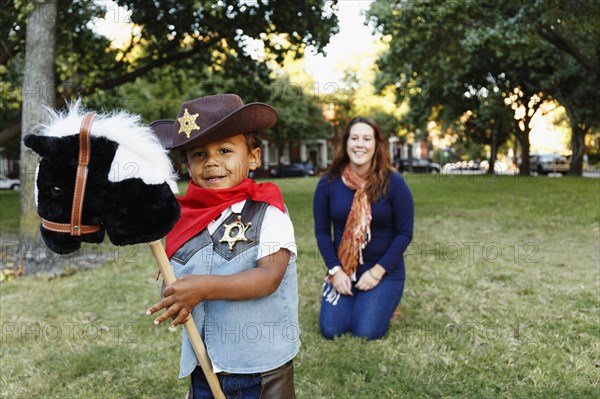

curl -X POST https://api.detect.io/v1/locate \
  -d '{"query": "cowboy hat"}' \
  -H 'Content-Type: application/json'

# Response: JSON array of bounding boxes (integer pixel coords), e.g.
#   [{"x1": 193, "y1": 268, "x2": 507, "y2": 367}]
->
[{"x1": 149, "y1": 94, "x2": 278, "y2": 150}]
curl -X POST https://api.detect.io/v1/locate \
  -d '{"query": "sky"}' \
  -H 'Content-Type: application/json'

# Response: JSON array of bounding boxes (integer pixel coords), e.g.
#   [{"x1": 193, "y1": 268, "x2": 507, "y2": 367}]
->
[{"x1": 303, "y1": 0, "x2": 377, "y2": 85}]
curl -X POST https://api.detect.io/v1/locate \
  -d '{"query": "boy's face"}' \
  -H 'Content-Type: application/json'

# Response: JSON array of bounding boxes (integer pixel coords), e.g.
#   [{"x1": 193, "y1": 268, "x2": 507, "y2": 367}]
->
[{"x1": 186, "y1": 134, "x2": 261, "y2": 189}]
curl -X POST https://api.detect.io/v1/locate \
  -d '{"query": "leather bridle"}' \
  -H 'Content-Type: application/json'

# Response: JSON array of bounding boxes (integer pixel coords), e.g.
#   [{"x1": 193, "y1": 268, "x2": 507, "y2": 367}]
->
[{"x1": 41, "y1": 113, "x2": 101, "y2": 236}]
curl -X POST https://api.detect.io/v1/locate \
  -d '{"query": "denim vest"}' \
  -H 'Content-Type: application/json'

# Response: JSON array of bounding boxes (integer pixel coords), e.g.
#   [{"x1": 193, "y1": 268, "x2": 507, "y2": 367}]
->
[{"x1": 170, "y1": 200, "x2": 300, "y2": 377}]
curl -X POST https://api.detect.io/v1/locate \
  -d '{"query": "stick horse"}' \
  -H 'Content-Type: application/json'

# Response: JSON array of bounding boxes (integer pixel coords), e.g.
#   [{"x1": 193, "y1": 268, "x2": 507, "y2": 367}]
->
[{"x1": 24, "y1": 102, "x2": 226, "y2": 398}]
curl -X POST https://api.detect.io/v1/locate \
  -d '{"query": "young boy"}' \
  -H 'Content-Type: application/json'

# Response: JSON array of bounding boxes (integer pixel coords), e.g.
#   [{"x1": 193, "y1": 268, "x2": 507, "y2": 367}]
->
[{"x1": 146, "y1": 94, "x2": 299, "y2": 398}]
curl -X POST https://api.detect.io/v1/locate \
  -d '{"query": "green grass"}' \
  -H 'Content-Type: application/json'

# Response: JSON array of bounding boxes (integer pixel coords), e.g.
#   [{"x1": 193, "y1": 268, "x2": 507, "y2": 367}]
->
[
  {"x1": 0, "y1": 190, "x2": 20, "y2": 235},
  {"x1": 1, "y1": 174, "x2": 599, "y2": 398}
]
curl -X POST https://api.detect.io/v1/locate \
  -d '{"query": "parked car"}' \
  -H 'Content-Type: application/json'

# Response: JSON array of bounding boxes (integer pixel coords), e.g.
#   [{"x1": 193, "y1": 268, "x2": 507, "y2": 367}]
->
[
  {"x1": 270, "y1": 162, "x2": 315, "y2": 178},
  {"x1": 0, "y1": 175, "x2": 20, "y2": 190},
  {"x1": 460, "y1": 160, "x2": 481, "y2": 170},
  {"x1": 396, "y1": 159, "x2": 441, "y2": 173},
  {"x1": 479, "y1": 160, "x2": 507, "y2": 173},
  {"x1": 527, "y1": 153, "x2": 570, "y2": 175}
]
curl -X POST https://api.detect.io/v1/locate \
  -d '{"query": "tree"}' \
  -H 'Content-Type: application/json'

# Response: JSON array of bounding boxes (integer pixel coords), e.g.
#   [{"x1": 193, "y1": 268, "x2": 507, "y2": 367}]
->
[
  {"x1": 461, "y1": 87, "x2": 515, "y2": 174},
  {"x1": 19, "y1": 0, "x2": 58, "y2": 273},
  {"x1": 555, "y1": 68, "x2": 600, "y2": 175},
  {"x1": 521, "y1": 0, "x2": 600, "y2": 174},
  {"x1": 2, "y1": 0, "x2": 339, "y2": 141},
  {"x1": 267, "y1": 77, "x2": 331, "y2": 157},
  {"x1": 8, "y1": 0, "x2": 339, "y2": 274},
  {"x1": 367, "y1": 0, "x2": 599, "y2": 176},
  {"x1": 368, "y1": 1, "x2": 553, "y2": 175}
]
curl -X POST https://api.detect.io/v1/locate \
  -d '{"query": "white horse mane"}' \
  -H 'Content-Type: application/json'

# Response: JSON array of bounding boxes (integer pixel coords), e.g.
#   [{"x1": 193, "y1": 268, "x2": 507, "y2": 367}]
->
[{"x1": 40, "y1": 100, "x2": 178, "y2": 193}]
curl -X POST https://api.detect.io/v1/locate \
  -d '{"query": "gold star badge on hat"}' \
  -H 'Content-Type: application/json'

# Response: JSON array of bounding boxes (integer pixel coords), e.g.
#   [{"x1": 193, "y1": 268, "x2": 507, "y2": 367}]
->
[{"x1": 177, "y1": 108, "x2": 200, "y2": 138}]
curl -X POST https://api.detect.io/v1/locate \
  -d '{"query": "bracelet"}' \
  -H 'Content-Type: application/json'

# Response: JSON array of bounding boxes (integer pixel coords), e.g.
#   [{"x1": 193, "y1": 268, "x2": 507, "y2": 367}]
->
[{"x1": 368, "y1": 269, "x2": 381, "y2": 281}]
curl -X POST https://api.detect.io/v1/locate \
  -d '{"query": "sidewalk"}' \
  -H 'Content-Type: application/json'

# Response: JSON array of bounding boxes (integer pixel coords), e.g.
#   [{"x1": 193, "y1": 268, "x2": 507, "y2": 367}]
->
[{"x1": 583, "y1": 169, "x2": 600, "y2": 178}]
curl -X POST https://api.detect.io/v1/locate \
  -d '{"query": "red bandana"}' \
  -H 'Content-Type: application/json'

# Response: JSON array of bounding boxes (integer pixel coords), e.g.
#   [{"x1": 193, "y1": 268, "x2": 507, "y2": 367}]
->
[{"x1": 165, "y1": 178, "x2": 285, "y2": 258}]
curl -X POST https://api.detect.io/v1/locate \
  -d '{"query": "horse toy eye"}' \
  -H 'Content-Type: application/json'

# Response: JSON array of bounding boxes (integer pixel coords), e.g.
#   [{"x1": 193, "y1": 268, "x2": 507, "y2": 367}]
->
[{"x1": 50, "y1": 186, "x2": 63, "y2": 197}]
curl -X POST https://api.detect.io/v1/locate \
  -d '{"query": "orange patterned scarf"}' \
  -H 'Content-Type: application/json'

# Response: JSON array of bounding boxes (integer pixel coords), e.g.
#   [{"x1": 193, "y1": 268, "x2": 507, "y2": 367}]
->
[{"x1": 336, "y1": 166, "x2": 372, "y2": 280}]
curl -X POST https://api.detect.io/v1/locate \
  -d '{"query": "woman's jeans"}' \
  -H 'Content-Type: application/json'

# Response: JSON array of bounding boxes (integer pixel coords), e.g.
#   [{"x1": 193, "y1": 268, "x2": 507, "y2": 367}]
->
[{"x1": 320, "y1": 277, "x2": 405, "y2": 340}]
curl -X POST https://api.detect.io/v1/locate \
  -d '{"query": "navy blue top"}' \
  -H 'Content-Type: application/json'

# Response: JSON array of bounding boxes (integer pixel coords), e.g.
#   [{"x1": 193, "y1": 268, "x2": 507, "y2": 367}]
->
[{"x1": 313, "y1": 171, "x2": 414, "y2": 280}]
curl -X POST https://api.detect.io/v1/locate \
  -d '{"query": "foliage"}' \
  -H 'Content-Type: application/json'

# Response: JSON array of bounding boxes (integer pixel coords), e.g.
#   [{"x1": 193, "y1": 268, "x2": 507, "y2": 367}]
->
[
  {"x1": 84, "y1": 63, "x2": 259, "y2": 120},
  {"x1": 266, "y1": 77, "x2": 332, "y2": 149},
  {"x1": 526, "y1": 0, "x2": 599, "y2": 75},
  {"x1": 487, "y1": 0, "x2": 600, "y2": 174},
  {"x1": 1, "y1": 176, "x2": 599, "y2": 397},
  {"x1": 333, "y1": 42, "x2": 408, "y2": 137},
  {"x1": 459, "y1": 86, "x2": 516, "y2": 168},
  {"x1": 367, "y1": 0, "x2": 600, "y2": 175},
  {"x1": 82, "y1": 67, "x2": 331, "y2": 154},
  {"x1": 1, "y1": 0, "x2": 339, "y2": 139},
  {"x1": 277, "y1": 34, "x2": 405, "y2": 138}
]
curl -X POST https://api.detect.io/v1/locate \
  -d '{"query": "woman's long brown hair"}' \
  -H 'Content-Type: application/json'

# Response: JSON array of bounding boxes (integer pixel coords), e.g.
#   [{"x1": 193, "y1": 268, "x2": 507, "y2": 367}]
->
[{"x1": 327, "y1": 116, "x2": 393, "y2": 202}]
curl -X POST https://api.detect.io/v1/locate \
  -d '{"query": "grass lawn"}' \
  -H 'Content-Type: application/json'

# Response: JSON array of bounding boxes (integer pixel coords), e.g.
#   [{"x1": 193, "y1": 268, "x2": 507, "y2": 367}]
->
[
  {"x1": 0, "y1": 190, "x2": 20, "y2": 235},
  {"x1": 1, "y1": 174, "x2": 599, "y2": 398}
]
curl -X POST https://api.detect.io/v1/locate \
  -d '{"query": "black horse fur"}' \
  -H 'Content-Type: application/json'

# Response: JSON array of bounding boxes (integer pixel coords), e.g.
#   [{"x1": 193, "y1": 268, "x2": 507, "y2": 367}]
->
[{"x1": 24, "y1": 102, "x2": 180, "y2": 254}]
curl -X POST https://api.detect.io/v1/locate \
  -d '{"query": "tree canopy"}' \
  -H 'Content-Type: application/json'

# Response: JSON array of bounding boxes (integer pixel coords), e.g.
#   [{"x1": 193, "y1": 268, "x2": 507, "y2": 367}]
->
[
  {"x1": 367, "y1": 0, "x2": 600, "y2": 175},
  {"x1": 5, "y1": 0, "x2": 339, "y2": 274},
  {"x1": 1, "y1": 0, "x2": 339, "y2": 144}
]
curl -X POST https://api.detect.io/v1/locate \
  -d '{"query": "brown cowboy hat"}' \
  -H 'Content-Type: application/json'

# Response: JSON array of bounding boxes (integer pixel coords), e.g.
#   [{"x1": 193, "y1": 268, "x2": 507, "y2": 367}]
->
[{"x1": 149, "y1": 94, "x2": 278, "y2": 150}]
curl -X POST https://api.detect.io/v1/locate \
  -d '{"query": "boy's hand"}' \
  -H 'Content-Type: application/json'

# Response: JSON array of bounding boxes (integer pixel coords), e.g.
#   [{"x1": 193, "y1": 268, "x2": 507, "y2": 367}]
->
[
  {"x1": 146, "y1": 248, "x2": 291, "y2": 327},
  {"x1": 146, "y1": 275, "x2": 204, "y2": 327}
]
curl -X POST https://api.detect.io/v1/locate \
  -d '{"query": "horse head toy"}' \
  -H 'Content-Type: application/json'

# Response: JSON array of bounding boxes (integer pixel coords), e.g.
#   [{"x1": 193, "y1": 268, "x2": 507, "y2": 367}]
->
[
  {"x1": 24, "y1": 101, "x2": 180, "y2": 254},
  {"x1": 23, "y1": 101, "x2": 225, "y2": 397}
]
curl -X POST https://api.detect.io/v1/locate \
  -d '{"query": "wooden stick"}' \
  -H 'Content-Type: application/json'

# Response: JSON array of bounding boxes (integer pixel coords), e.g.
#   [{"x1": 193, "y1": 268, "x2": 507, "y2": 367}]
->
[{"x1": 149, "y1": 240, "x2": 225, "y2": 399}]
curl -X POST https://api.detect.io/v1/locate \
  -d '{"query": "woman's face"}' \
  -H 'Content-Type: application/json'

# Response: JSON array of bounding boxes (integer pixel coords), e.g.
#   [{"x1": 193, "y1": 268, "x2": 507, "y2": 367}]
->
[{"x1": 346, "y1": 122, "x2": 376, "y2": 174}]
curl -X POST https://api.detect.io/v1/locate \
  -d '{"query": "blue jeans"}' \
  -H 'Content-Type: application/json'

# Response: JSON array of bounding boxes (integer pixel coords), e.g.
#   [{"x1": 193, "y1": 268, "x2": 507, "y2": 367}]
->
[
  {"x1": 190, "y1": 361, "x2": 295, "y2": 399},
  {"x1": 191, "y1": 368, "x2": 261, "y2": 399},
  {"x1": 320, "y1": 277, "x2": 405, "y2": 340}
]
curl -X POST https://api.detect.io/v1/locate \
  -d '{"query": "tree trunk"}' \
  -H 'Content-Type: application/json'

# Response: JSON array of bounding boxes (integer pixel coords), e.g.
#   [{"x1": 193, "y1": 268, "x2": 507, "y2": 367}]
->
[
  {"x1": 514, "y1": 120, "x2": 531, "y2": 176},
  {"x1": 517, "y1": 132, "x2": 530, "y2": 176},
  {"x1": 19, "y1": 0, "x2": 58, "y2": 274},
  {"x1": 487, "y1": 128, "x2": 498, "y2": 175},
  {"x1": 407, "y1": 143, "x2": 414, "y2": 172},
  {"x1": 564, "y1": 102, "x2": 585, "y2": 176},
  {"x1": 512, "y1": 90, "x2": 544, "y2": 176},
  {"x1": 568, "y1": 129, "x2": 585, "y2": 176}
]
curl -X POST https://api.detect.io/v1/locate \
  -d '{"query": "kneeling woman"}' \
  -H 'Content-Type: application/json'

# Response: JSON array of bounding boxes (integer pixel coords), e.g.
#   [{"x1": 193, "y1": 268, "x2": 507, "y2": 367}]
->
[{"x1": 313, "y1": 117, "x2": 414, "y2": 340}]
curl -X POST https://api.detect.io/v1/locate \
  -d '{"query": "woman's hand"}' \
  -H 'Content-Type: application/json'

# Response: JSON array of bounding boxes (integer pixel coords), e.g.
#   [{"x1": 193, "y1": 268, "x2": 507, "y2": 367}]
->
[
  {"x1": 146, "y1": 275, "x2": 204, "y2": 327},
  {"x1": 332, "y1": 269, "x2": 353, "y2": 296},
  {"x1": 355, "y1": 264, "x2": 386, "y2": 291}
]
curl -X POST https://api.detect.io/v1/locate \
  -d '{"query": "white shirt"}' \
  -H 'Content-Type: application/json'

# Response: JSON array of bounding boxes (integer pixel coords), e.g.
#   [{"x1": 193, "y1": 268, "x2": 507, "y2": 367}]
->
[{"x1": 207, "y1": 200, "x2": 297, "y2": 262}]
